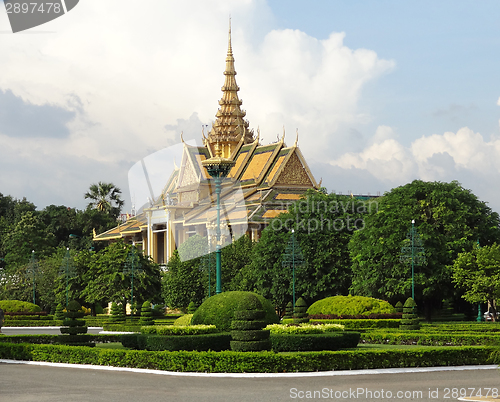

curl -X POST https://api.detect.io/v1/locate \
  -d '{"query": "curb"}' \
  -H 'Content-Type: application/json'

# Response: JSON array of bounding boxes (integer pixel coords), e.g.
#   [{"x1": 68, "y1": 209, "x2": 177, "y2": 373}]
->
[{"x1": 0, "y1": 360, "x2": 497, "y2": 378}]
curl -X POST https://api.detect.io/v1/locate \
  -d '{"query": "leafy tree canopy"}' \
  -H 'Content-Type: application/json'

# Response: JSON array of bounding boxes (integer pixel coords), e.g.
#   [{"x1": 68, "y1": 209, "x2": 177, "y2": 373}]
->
[
  {"x1": 349, "y1": 180, "x2": 500, "y2": 318},
  {"x1": 452, "y1": 243, "x2": 500, "y2": 321},
  {"x1": 237, "y1": 189, "x2": 370, "y2": 314}
]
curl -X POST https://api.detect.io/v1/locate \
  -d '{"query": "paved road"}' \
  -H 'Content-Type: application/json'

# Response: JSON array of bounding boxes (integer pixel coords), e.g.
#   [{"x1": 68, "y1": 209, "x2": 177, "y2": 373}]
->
[
  {"x1": 1, "y1": 327, "x2": 103, "y2": 335},
  {"x1": 0, "y1": 362, "x2": 498, "y2": 402}
]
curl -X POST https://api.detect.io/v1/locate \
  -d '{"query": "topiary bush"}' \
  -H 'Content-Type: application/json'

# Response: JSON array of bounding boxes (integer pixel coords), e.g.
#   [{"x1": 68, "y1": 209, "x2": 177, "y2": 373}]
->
[
  {"x1": 0, "y1": 300, "x2": 41, "y2": 313},
  {"x1": 294, "y1": 297, "x2": 309, "y2": 324},
  {"x1": 191, "y1": 291, "x2": 279, "y2": 331},
  {"x1": 230, "y1": 294, "x2": 271, "y2": 352},
  {"x1": 139, "y1": 302, "x2": 154, "y2": 326},
  {"x1": 54, "y1": 304, "x2": 65, "y2": 320},
  {"x1": 58, "y1": 300, "x2": 94, "y2": 347},
  {"x1": 187, "y1": 301, "x2": 198, "y2": 314},
  {"x1": 282, "y1": 302, "x2": 293, "y2": 320},
  {"x1": 173, "y1": 314, "x2": 193, "y2": 326},
  {"x1": 395, "y1": 301, "x2": 404, "y2": 314},
  {"x1": 399, "y1": 297, "x2": 420, "y2": 330},
  {"x1": 110, "y1": 302, "x2": 125, "y2": 323},
  {"x1": 307, "y1": 295, "x2": 395, "y2": 316}
]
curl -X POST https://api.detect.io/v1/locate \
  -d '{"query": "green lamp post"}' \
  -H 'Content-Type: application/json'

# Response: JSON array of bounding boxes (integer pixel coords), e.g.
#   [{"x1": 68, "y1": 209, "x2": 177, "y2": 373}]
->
[
  {"x1": 202, "y1": 156, "x2": 235, "y2": 294},
  {"x1": 59, "y1": 247, "x2": 77, "y2": 307},
  {"x1": 400, "y1": 220, "x2": 426, "y2": 301},
  {"x1": 123, "y1": 245, "x2": 143, "y2": 317},
  {"x1": 282, "y1": 229, "x2": 306, "y2": 310},
  {"x1": 26, "y1": 250, "x2": 39, "y2": 305}
]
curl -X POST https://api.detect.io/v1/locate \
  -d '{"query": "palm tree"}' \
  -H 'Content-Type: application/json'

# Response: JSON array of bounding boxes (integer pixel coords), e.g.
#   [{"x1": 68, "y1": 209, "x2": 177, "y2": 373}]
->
[{"x1": 84, "y1": 182, "x2": 124, "y2": 219}]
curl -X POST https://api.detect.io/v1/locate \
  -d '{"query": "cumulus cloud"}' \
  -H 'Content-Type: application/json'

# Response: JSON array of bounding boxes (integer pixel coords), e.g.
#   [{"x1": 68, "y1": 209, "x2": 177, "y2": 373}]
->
[
  {"x1": 328, "y1": 126, "x2": 500, "y2": 212},
  {"x1": 0, "y1": 0, "x2": 394, "y2": 210}
]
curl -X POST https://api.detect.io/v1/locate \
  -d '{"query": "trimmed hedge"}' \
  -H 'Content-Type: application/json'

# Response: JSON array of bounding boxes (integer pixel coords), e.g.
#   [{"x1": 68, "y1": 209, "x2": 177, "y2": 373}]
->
[
  {"x1": 3, "y1": 320, "x2": 63, "y2": 327},
  {"x1": 309, "y1": 313, "x2": 403, "y2": 320},
  {"x1": 271, "y1": 332, "x2": 361, "y2": 352},
  {"x1": 102, "y1": 323, "x2": 142, "y2": 332},
  {"x1": 0, "y1": 334, "x2": 122, "y2": 344},
  {"x1": 134, "y1": 333, "x2": 232, "y2": 351},
  {"x1": 191, "y1": 291, "x2": 279, "y2": 331},
  {"x1": 140, "y1": 325, "x2": 217, "y2": 335},
  {"x1": 0, "y1": 300, "x2": 41, "y2": 313},
  {"x1": 173, "y1": 314, "x2": 193, "y2": 326},
  {"x1": 0, "y1": 342, "x2": 494, "y2": 372},
  {"x1": 307, "y1": 296, "x2": 394, "y2": 316},
  {"x1": 360, "y1": 332, "x2": 500, "y2": 346},
  {"x1": 309, "y1": 319, "x2": 401, "y2": 329}
]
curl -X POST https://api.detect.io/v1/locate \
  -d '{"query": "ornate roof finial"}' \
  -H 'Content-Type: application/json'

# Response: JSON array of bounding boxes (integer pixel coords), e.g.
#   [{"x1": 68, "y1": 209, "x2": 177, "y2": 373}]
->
[
  {"x1": 294, "y1": 128, "x2": 299, "y2": 147},
  {"x1": 205, "y1": 19, "x2": 254, "y2": 158},
  {"x1": 180, "y1": 131, "x2": 185, "y2": 144}
]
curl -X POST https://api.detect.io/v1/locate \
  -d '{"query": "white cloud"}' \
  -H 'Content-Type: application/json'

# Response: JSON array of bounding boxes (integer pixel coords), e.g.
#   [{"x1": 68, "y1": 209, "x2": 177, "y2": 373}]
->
[
  {"x1": 0, "y1": 0, "x2": 394, "y2": 210},
  {"x1": 329, "y1": 126, "x2": 500, "y2": 212},
  {"x1": 497, "y1": 97, "x2": 500, "y2": 106}
]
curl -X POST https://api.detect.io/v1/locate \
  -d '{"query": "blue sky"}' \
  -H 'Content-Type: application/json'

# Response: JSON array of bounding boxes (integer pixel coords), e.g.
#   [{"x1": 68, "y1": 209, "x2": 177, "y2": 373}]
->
[{"x1": 0, "y1": 0, "x2": 499, "y2": 213}]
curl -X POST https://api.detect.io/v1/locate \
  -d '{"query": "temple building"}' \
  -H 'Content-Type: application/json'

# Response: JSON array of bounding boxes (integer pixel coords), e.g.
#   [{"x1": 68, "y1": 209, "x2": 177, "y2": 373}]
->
[{"x1": 94, "y1": 24, "x2": 319, "y2": 264}]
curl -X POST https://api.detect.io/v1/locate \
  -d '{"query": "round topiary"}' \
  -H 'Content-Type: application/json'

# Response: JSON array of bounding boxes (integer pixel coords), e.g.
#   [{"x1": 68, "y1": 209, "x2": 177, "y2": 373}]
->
[
  {"x1": 293, "y1": 297, "x2": 309, "y2": 324},
  {"x1": 399, "y1": 297, "x2": 420, "y2": 330},
  {"x1": 282, "y1": 301, "x2": 293, "y2": 319},
  {"x1": 191, "y1": 291, "x2": 279, "y2": 331},
  {"x1": 58, "y1": 300, "x2": 93, "y2": 347},
  {"x1": 230, "y1": 294, "x2": 271, "y2": 352},
  {"x1": 54, "y1": 303, "x2": 65, "y2": 320},
  {"x1": 307, "y1": 295, "x2": 395, "y2": 316},
  {"x1": 0, "y1": 300, "x2": 41, "y2": 313},
  {"x1": 110, "y1": 302, "x2": 125, "y2": 323},
  {"x1": 140, "y1": 301, "x2": 154, "y2": 326}
]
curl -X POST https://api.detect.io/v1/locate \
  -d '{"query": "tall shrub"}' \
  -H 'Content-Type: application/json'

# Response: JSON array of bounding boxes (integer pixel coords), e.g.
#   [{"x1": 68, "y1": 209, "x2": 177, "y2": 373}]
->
[
  {"x1": 230, "y1": 294, "x2": 271, "y2": 352},
  {"x1": 58, "y1": 300, "x2": 94, "y2": 347},
  {"x1": 294, "y1": 297, "x2": 309, "y2": 324},
  {"x1": 399, "y1": 297, "x2": 420, "y2": 330},
  {"x1": 140, "y1": 301, "x2": 154, "y2": 326}
]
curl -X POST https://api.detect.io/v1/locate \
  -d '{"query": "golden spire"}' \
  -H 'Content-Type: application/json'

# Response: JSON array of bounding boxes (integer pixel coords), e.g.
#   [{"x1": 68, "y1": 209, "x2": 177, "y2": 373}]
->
[{"x1": 206, "y1": 19, "x2": 254, "y2": 159}]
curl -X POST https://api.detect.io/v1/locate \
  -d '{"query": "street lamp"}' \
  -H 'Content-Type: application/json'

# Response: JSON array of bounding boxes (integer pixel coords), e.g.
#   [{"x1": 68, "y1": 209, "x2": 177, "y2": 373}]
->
[
  {"x1": 282, "y1": 229, "x2": 306, "y2": 310},
  {"x1": 400, "y1": 219, "x2": 426, "y2": 301},
  {"x1": 25, "y1": 250, "x2": 39, "y2": 305},
  {"x1": 202, "y1": 155, "x2": 235, "y2": 294},
  {"x1": 60, "y1": 247, "x2": 76, "y2": 307},
  {"x1": 123, "y1": 245, "x2": 143, "y2": 317}
]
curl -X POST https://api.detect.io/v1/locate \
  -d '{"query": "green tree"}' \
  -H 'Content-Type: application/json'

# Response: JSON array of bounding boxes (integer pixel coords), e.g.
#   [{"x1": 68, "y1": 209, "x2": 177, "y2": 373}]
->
[
  {"x1": 349, "y1": 180, "x2": 500, "y2": 320},
  {"x1": 162, "y1": 235, "x2": 208, "y2": 309},
  {"x1": 237, "y1": 189, "x2": 368, "y2": 314},
  {"x1": 452, "y1": 243, "x2": 500, "y2": 322},
  {"x1": 84, "y1": 182, "x2": 124, "y2": 219},
  {"x1": 80, "y1": 241, "x2": 161, "y2": 312}
]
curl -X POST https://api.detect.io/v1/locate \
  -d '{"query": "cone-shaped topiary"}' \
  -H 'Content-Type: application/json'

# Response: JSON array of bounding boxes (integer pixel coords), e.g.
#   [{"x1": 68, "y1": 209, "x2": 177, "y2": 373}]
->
[
  {"x1": 395, "y1": 301, "x2": 404, "y2": 314},
  {"x1": 187, "y1": 301, "x2": 198, "y2": 314},
  {"x1": 58, "y1": 300, "x2": 94, "y2": 346},
  {"x1": 140, "y1": 301, "x2": 154, "y2": 325},
  {"x1": 293, "y1": 297, "x2": 309, "y2": 324},
  {"x1": 399, "y1": 297, "x2": 420, "y2": 330},
  {"x1": 110, "y1": 302, "x2": 125, "y2": 323},
  {"x1": 54, "y1": 303, "x2": 65, "y2": 320},
  {"x1": 230, "y1": 294, "x2": 271, "y2": 352},
  {"x1": 282, "y1": 301, "x2": 293, "y2": 319}
]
